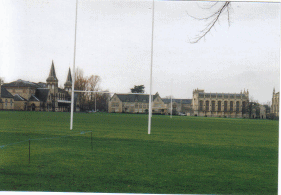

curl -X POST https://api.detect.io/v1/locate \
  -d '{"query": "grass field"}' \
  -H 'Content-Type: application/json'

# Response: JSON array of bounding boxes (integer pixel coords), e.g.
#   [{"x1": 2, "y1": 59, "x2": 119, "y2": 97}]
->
[{"x1": 0, "y1": 111, "x2": 278, "y2": 194}]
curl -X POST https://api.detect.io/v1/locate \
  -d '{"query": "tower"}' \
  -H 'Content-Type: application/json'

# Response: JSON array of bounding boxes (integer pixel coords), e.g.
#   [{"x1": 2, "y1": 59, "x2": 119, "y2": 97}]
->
[
  {"x1": 46, "y1": 60, "x2": 58, "y2": 111},
  {"x1": 64, "y1": 68, "x2": 72, "y2": 95}
]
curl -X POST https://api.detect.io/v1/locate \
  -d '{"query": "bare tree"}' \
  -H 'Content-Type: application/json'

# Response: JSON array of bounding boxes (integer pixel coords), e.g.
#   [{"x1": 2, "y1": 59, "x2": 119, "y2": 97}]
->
[
  {"x1": 75, "y1": 68, "x2": 89, "y2": 111},
  {"x1": 187, "y1": 1, "x2": 231, "y2": 43},
  {"x1": 74, "y1": 67, "x2": 103, "y2": 111}
]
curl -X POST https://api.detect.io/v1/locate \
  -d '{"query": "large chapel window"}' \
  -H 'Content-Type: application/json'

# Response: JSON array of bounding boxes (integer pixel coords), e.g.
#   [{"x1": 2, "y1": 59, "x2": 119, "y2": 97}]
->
[
  {"x1": 242, "y1": 101, "x2": 246, "y2": 114},
  {"x1": 236, "y1": 101, "x2": 239, "y2": 112},
  {"x1": 199, "y1": 100, "x2": 203, "y2": 111},
  {"x1": 218, "y1": 101, "x2": 221, "y2": 111},
  {"x1": 230, "y1": 101, "x2": 233, "y2": 111},
  {"x1": 211, "y1": 101, "x2": 215, "y2": 111},
  {"x1": 224, "y1": 101, "x2": 228, "y2": 112},
  {"x1": 205, "y1": 101, "x2": 209, "y2": 111}
]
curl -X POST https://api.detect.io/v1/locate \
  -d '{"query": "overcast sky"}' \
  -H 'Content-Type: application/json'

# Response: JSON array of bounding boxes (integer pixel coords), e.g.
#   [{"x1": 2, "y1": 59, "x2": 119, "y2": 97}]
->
[{"x1": 0, "y1": 0, "x2": 280, "y2": 104}]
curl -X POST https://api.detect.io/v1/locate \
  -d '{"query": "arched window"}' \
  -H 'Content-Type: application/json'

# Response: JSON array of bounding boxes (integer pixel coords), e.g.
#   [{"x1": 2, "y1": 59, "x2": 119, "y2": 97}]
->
[
  {"x1": 236, "y1": 101, "x2": 239, "y2": 112},
  {"x1": 218, "y1": 101, "x2": 221, "y2": 111},
  {"x1": 230, "y1": 101, "x2": 233, "y2": 111},
  {"x1": 211, "y1": 101, "x2": 215, "y2": 111},
  {"x1": 52, "y1": 84, "x2": 54, "y2": 89},
  {"x1": 205, "y1": 101, "x2": 209, "y2": 111},
  {"x1": 242, "y1": 101, "x2": 246, "y2": 114},
  {"x1": 224, "y1": 101, "x2": 228, "y2": 112},
  {"x1": 199, "y1": 100, "x2": 203, "y2": 111}
]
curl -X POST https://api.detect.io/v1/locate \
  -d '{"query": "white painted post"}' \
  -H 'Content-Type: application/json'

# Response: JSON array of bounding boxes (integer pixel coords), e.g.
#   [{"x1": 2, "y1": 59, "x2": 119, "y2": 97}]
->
[
  {"x1": 148, "y1": 0, "x2": 155, "y2": 135},
  {"x1": 95, "y1": 92, "x2": 97, "y2": 112},
  {"x1": 170, "y1": 79, "x2": 173, "y2": 118},
  {"x1": 70, "y1": 0, "x2": 78, "y2": 130}
]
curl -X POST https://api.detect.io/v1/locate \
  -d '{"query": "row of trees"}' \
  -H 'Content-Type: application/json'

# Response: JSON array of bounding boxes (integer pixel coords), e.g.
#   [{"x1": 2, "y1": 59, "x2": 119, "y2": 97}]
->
[{"x1": 74, "y1": 68, "x2": 109, "y2": 112}]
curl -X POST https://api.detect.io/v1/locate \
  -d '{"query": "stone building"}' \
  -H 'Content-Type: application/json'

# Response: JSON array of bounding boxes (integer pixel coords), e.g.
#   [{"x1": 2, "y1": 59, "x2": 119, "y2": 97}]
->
[
  {"x1": 1, "y1": 61, "x2": 79, "y2": 112},
  {"x1": 271, "y1": 88, "x2": 279, "y2": 117},
  {"x1": 0, "y1": 83, "x2": 14, "y2": 110},
  {"x1": 192, "y1": 89, "x2": 249, "y2": 118},
  {"x1": 108, "y1": 93, "x2": 166, "y2": 114},
  {"x1": 162, "y1": 98, "x2": 192, "y2": 115}
]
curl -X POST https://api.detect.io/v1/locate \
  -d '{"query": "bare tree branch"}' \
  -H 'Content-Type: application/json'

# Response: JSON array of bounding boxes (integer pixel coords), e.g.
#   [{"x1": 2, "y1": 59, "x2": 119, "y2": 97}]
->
[{"x1": 187, "y1": 1, "x2": 231, "y2": 44}]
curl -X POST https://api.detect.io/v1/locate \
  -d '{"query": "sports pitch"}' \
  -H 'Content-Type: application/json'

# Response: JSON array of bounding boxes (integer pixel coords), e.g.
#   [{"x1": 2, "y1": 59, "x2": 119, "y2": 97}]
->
[{"x1": 0, "y1": 111, "x2": 278, "y2": 194}]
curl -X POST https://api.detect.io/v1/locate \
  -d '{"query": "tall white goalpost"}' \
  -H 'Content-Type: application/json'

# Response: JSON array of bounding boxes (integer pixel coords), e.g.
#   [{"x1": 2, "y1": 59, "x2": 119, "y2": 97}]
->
[{"x1": 70, "y1": 0, "x2": 155, "y2": 134}]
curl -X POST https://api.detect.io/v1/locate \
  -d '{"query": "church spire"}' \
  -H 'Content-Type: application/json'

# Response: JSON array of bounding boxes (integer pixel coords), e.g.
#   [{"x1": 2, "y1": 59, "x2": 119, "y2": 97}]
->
[
  {"x1": 64, "y1": 68, "x2": 72, "y2": 87},
  {"x1": 46, "y1": 60, "x2": 58, "y2": 82},
  {"x1": 66, "y1": 68, "x2": 72, "y2": 83}
]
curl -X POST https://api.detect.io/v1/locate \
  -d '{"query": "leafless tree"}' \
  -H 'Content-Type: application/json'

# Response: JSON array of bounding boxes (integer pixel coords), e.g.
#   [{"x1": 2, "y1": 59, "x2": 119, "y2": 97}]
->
[
  {"x1": 187, "y1": 1, "x2": 231, "y2": 43},
  {"x1": 74, "y1": 67, "x2": 103, "y2": 111}
]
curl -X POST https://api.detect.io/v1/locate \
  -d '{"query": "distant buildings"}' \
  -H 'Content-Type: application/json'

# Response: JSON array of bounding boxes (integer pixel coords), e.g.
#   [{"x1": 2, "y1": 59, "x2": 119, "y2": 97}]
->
[
  {"x1": 192, "y1": 89, "x2": 249, "y2": 118},
  {"x1": 108, "y1": 88, "x2": 252, "y2": 118},
  {"x1": 108, "y1": 93, "x2": 166, "y2": 114},
  {"x1": 0, "y1": 63, "x2": 278, "y2": 120},
  {"x1": 0, "y1": 61, "x2": 79, "y2": 112}
]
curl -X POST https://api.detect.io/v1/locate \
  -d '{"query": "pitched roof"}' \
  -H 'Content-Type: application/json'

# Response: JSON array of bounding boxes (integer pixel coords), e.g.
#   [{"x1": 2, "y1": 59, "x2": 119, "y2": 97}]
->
[
  {"x1": 1, "y1": 86, "x2": 14, "y2": 98},
  {"x1": 29, "y1": 95, "x2": 40, "y2": 101},
  {"x1": 46, "y1": 61, "x2": 58, "y2": 82},
  {"x1": 2, "y1": 79, "x2": 41, "y2": 88},
  {"x1": 35, "y1": 88, "x2": 50, "y2": 102},
  {"x1": 162, "y1": 98, "x2": 192, "y2": 104},
  {"x1": 14, "y1": 94, "x2": 27, "y2": 101},
  {"x1": 113, "y1": 93, "x2": 158, "y2": 103}
]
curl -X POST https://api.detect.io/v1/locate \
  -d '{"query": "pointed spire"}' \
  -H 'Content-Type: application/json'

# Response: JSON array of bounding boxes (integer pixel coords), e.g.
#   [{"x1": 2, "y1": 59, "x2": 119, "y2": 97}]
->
[
  {"x1": 64, "y1": 68, "x2": 72, "y2": 88},
  {"x1": 67, "y1": 68, "x2": 72, "y2": 83},
  {"x1": 46, "y1": 60, "x2": 58, "y2": 82}
]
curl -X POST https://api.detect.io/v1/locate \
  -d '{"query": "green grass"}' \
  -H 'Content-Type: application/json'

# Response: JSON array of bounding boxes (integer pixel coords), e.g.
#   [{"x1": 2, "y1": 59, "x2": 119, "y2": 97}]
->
[{"x1": 0, "y1": 111, "x2": 278, "y2": 194}]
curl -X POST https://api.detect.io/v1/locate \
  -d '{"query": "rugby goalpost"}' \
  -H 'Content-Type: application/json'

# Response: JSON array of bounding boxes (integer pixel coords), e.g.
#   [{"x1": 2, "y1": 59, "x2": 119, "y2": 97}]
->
[{"x1": 70, "y1": 0, "x2": 155, "y2": 134}]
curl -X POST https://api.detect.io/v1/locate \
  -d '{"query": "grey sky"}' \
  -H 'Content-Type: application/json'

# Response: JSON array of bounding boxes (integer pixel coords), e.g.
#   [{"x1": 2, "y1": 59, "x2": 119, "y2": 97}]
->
[{"x1": 0, "y1": 0, "x2": 280, "y2": 104}]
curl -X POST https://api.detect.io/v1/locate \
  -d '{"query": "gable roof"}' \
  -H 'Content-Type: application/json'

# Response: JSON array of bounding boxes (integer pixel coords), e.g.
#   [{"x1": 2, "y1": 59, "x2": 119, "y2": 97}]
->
[
  {"x1": 162, "y1": 98, "x2": 192, "y2": 104},
  {"x1": 3, "y1": 79, "x2": 41, "y2": 88},
  {"x1": 112, "y1": 93, "x2": 159, "y2": 103},
  {"x1": 14, "y1": 94, "x2": 27, "y2": 101},
  {"x1": 35, "y1": 88, "x2": 50, "y2": 102},
  {"x1": 29, "y1": 95, "x2": 40, "y2": 101},
  {"x1": 1, "y1": 86, "x2": 14, "y2": 98}
]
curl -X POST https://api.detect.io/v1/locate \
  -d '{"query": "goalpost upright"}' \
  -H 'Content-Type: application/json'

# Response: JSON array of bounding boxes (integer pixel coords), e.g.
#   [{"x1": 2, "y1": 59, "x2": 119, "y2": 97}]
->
[{"x1": 70, "y1": 0, "x2": 155, "y2": 134}]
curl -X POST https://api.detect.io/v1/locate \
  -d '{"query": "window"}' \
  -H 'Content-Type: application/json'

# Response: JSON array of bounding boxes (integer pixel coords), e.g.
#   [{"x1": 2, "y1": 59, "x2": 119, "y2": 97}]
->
[
  {"x1": 205, "y1": 101, "x2": 209, "y2": 111},
  {"x1": 230, "y1": 101, "x2": 233, "y2": 111},
  {"x1": 242, "y1": 101, "x2": 246, "y2": 114},
  {"x1": 224, "y1": 101, "x2": 227, "y2": 112},
  {"x1": 135, "y1": 104, "x2": 138, "y2": 108},
  {"x1": 139, "y1": 104, "x2": 142, "y2": 108},
  {"x1": 5, "y1": 99, "x2": 8, "y2": 108},
  {"x1": 236, "y1": 101, "x2": 239, "y2": 112},
  {"x1": 199, "y1": 100, "x2": 203, "y2": 111},
  {"x1": 211, "y1": 101, "x2": 215, "y2": 111},
  {"x1": 10, "y1": 100, "x2": 12, "y2": 107},
  {"x1": 218, "y1": 101, "x2": 221, "y2": 111}
]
